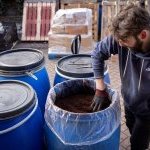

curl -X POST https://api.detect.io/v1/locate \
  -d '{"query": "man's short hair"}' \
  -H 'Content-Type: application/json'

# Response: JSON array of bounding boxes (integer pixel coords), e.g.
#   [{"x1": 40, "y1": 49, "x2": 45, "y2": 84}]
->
[{"x1": 110, "y1": 3, "x2": 150, "y2": 40}]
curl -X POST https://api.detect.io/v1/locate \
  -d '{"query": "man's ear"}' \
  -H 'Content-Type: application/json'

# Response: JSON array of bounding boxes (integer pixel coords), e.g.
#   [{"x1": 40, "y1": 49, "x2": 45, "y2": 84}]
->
[{"x1": 138, "y1": 30, "x2": 149, "y2": 41}]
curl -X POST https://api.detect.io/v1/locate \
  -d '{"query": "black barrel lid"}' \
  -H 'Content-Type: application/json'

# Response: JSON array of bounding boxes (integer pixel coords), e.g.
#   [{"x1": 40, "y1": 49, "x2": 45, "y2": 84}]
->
[
  {"x1": 57, "y1": 54, "x2": 94, "y2": 78},
  {"x1": 0, "y1": 48, "x2": 44, "y2": 73},
  {"x1": 0, "y1": 80, "x2": 35, "y2": 119}
]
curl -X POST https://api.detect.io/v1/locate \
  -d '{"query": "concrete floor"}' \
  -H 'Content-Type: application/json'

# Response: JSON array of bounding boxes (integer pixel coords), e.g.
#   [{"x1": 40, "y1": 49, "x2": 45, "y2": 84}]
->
[{"x1": 14, "y1": 41, "x2": 133, "y2": 150}]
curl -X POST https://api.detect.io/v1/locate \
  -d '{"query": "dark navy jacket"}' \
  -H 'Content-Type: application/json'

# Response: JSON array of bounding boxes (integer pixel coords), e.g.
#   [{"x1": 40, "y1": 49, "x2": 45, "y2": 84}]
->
[{"x1": 91, "y1": 35, "x2": 150, "y2": 116}]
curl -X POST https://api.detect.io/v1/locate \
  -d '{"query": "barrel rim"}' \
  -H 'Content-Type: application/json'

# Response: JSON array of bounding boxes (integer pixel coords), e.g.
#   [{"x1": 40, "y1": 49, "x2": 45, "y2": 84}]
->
[
  {"x1": 0, "y1": 99, "x2": 38, "y2": 134},
  {"x1": 0, "y1": 48, "x2": 45, "y2": 74},
  {"x1": 56, "y1": 54, "x2": 94, "y2": 78},
  {"x1": 47, "y1": 79, "x2": 119, "y2": 118},
  {"x1": 50, "y1": 93, "x2": 118, "y2": 118},
  {"x1": 0, "y1": 80, "x2": 36, "y2": 120}
]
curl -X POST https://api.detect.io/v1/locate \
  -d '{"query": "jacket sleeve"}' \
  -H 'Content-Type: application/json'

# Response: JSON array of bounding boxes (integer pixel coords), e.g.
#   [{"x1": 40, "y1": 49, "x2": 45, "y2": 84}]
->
[{"x1": 91, "y1": 35, "x2": 119, "y2": 79}]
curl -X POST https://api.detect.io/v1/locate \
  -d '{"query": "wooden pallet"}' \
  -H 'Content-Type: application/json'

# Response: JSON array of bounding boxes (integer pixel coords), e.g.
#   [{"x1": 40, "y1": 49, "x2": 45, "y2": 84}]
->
[
  {"x1": 101, "y1": 1, "x2": 116, "y2": 40},
  {"x1": 60, "y1": 0, "x2": 102, "y2": 3},
  {"x1": 22, "y1": 2, "x2": 57, "y2": 41},
  {"x1": 101, "y1": 0, "x2": 149, "y2": 40},
  {"x1": 61, "y1": 3, "x2": 101, "y2": 42}
]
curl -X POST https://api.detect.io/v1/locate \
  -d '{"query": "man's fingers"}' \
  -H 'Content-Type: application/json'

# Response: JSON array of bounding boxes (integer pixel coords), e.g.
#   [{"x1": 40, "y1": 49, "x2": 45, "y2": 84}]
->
[
  {"x1": 93, "y1": 102, "x2": 99, "y2": 112},
  {"x1": 90, "y1": 101, "x2": 95, "y2": 108},
  {"x1": 97, "y1": 103, "x2": 102, "y2": 111}
]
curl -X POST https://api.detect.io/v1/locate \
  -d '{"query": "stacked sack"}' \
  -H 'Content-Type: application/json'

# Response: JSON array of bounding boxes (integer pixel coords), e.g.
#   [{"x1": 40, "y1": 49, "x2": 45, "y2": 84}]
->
[{"x1": 48, "y1": 8, "x2": 94, "y2": 55}]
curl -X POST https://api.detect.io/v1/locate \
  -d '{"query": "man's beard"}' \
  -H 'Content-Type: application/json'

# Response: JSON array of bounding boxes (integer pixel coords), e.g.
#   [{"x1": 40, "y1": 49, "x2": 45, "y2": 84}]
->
[{"x1": 130, "y1": 36, "x2": 150, "y2": 53}]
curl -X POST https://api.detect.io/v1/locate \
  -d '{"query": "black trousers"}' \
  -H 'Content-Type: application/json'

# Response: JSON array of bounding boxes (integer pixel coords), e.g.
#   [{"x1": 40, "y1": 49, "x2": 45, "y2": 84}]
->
[{"x1": 124, "y1": 106, "x2": 150, "y2": 150}]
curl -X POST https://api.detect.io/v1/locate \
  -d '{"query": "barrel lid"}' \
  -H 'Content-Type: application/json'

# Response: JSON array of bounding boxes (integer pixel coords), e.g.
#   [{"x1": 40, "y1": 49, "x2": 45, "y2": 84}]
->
[
  {"x1": 0, "y1": 80, "x2": 35, "y2": 119},
  {"x1": 0, "y1": 48, "x2": 44, "y2": 73},
  {"x1": 57, "y1": 54, "x2": 94, "y2": 78}
]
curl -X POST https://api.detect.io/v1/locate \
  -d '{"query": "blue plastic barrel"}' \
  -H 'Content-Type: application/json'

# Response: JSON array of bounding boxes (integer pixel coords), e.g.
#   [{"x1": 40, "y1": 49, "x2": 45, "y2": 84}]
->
[
  {"x1": 45, "y1": 79, "x2": 121, "y2": 150},
  {"x1": 0, "y1": 48, "x2": 50, "y2": 114},
  {"x1": 0, "y1": 80, "x2": 44, "y2": 150},
  {"x1": 54, "y1": 54, "x2": 110, "y2": 85}
]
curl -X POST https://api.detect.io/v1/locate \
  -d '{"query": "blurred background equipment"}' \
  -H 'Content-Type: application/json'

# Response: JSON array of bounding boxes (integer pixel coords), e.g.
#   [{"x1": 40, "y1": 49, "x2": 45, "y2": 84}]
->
[{"x1": 0, "y1": 22, "x2": 18, "y2": 51}]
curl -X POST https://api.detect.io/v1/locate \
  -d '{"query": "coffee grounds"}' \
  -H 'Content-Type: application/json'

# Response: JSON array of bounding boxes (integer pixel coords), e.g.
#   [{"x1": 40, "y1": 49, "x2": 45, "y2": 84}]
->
[{"x1": 55, "y1": 94, "x2": 95, "y2": 113}]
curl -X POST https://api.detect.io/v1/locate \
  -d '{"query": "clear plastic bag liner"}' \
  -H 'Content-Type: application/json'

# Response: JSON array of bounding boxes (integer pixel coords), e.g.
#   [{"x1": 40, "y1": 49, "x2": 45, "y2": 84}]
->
[{"x1": 45, "y1": 79, "x2": 121, "y2": 145}]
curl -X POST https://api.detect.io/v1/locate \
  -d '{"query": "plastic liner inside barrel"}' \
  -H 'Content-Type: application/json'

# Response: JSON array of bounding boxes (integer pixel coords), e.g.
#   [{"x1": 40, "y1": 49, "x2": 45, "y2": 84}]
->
[{"x1": 45, "y1": 79, "x2": 121, "y2": 145}]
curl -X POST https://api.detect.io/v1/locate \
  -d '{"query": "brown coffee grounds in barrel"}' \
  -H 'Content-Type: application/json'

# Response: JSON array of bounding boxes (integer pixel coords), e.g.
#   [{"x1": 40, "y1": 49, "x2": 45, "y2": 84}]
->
[{"x1": 55, "y1": 94, "x2": 94, "y2": 113}]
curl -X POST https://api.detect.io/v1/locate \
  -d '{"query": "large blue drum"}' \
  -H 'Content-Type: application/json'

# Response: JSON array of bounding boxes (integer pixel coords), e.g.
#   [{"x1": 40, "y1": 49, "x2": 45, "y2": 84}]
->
[
  {"x1": 54, "y1": 54, "x2": 110, "y2": 85},
  {"x1": 0, "y1": 80, "x2": 44, "y2": 150},
  {"x1": 45, "y1": 79, "x2": 121, "y2": 150},
  {"x1": 0, "y1": 48, "x2": 50, "y2": 114}
]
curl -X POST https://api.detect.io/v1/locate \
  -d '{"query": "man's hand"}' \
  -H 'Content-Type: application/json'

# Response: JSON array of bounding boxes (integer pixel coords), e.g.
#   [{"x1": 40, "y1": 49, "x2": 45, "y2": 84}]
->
[{"x1": 91, "y1": 89, "x2": 111, "y2": 111}]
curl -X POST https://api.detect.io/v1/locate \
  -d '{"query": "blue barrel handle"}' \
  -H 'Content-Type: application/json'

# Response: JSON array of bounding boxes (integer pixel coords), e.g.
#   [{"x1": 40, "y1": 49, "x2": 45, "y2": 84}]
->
[{"x1": 71, "y1": 34, "x2": 81, "y2": 54}]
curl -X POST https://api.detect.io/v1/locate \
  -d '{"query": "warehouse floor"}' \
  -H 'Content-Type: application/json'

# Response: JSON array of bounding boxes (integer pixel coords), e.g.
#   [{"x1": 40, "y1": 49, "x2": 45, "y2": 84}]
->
[{"x1": 14, "y1": 41, "x2": 132, "y2": 150}]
